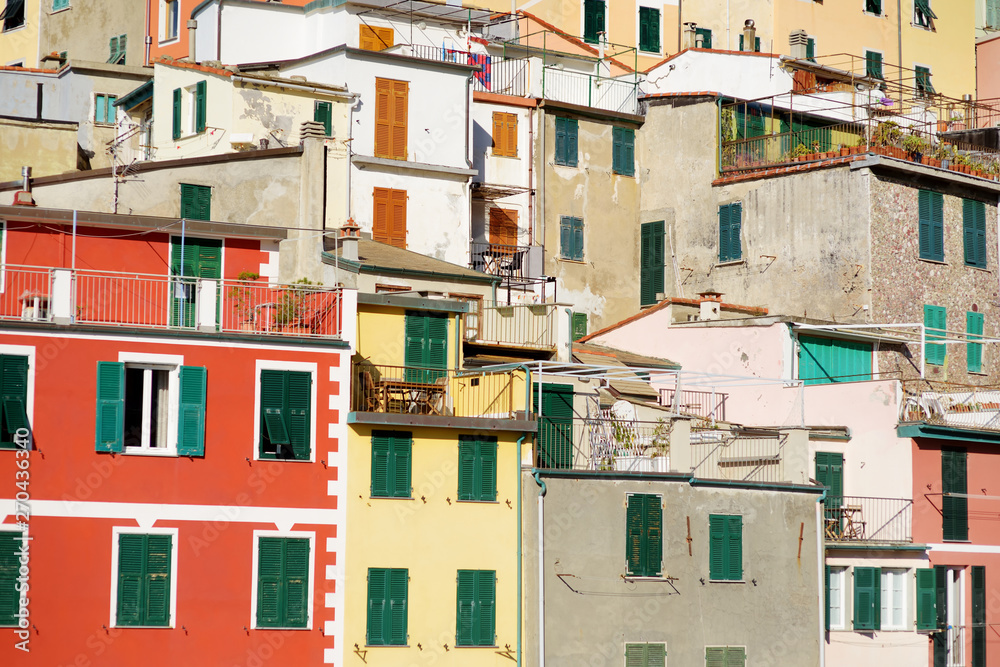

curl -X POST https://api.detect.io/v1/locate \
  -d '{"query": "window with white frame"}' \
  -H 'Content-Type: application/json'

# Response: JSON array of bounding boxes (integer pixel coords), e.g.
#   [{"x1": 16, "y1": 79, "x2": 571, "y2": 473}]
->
[
  {"x1": 829, "y1": 567, "x2": 846, "y2": 630},
  {"x1": 111, "y1": 527, "x2": 178, "y2": 628},
  {"x1": 123, "y1": 364, "x2": 175, "y2": 451},
  {"x1": 254, "y1": 361, "x2": 316, "y2": 461},
  {"x1": 160, "y1": 0, "x2": 180, "y2": 42},
  {"x1": 251, "y1": 530, "x2": 314, "y2": 629},
  {"x1": 880, "y1": 569, "x2": 907, "y2": 630}
]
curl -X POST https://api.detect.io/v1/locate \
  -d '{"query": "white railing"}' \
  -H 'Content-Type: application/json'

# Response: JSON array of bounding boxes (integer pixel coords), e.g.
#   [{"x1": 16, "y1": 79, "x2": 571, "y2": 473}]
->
[
  {"x1": 220, "y1": 279, "x2": 342, "y2": 338},
  {"x1": 0, "y1": 266, "x2": 55, "y2": 322},
  {"x1": 542, "y1": 68, "x2": 640, "y2": 115},
  {"x1": 690, "y1": 429, "x2": 788, "y2": 483},
  {"x1": 470, "y1": 301, "x2": 557, "y2": 349}
]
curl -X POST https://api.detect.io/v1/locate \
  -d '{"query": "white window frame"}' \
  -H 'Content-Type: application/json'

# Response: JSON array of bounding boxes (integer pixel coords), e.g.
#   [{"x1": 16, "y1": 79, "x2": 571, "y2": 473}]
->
[
  {"x1": 829, "y1": 566, "x2": 847, "y2": 630},
  {"x1": 880, "y1": 568, "x2": 908, "y2": 630},
  {"x1": 913, "y1": 0, "x2": 933, "y2": 28},
  {"x1": 863, "y1": 0, "x2": 883, "y2": 17},
  {"x1": 117, "y1": 351, "x2": 182, "y2": 456},
  {"x1": 109, "y1": 526, "x2": 179, "y2": 628},
  {"x1": 159, "y1": 0, "x2": 180, "y2": 43},
  {"x1": 252, "y1": 360, "x2": 317, "y2": 462},
  {"x1": 249, "y1": 530, "x2": 315, "y2": 630},
  {"x1": 946, "y1": 567, "x2": 965, "y2": 666},
  {"x1": 94, "y1": 92, "x2": 117, "y2": 126},
  {"x1": 580, "y1": 0, "x2": 607, "y2": 44},
  {"x1": 635, "y1": 1, "x2": 662, "y2": 55},
  {"x1": 0, "y1": 344, "x2": 35, "y2": 431},
  {"x1": 184, "y1": 82, "x2": 199, "y2": 136}
]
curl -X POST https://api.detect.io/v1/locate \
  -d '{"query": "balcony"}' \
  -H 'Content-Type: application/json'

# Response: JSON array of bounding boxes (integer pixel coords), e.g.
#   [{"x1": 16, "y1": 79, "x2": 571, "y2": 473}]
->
[
  {"x1": 0, "y1": 264, "x2": 345, "y2": 339},
  {"x1": 469, "y1": 242, "x2": 543, "y2": 284},
  {"x1": 688, "y1": 428, "x2": 791, "y2": 484},
  {"x1": 465, "y1": 300, "x2": 559, "y2": 350},
  {"x1": 901, "y1": 381, "x2": 1000, "y2": 431},
  {"x1": 823, "y1": 496, "x2": 912, "y2": 544},
  {"x1": 659, "y1": 387, "x2": 728, "y2": 425}
]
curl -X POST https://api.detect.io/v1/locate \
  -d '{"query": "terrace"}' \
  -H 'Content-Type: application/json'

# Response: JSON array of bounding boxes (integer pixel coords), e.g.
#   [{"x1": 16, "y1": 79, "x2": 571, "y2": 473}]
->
[{"x1": 464, "y1": 300, "x2": 562, "y2": 351}]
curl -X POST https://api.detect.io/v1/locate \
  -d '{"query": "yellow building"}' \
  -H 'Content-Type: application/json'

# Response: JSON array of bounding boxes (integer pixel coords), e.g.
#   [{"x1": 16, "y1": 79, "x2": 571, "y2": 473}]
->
[
  {"x1": 345, "y1": 293, "x2": 535, "y2": 666},
  {"x1": 0, "y1": 0, "x2": 39, "y2": 67},
  {"x1": 487, "y1": 0, "x2": 975, "y2": 99}
]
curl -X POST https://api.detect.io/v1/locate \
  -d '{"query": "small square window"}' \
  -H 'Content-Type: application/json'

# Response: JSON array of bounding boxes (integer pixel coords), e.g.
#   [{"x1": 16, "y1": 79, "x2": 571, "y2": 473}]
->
[
  {"x1": 865, "y1": 0, "x2": 881, "y2": 14},
  {"x1": 108, "y1": 34, "x2": 127, "y2": 64},
  {"x1": 371, "y1": 430, "x2": 412, "y2": 497},
  {"x1": 95, "y1": 93, "x2": 118, "y2": 125}
]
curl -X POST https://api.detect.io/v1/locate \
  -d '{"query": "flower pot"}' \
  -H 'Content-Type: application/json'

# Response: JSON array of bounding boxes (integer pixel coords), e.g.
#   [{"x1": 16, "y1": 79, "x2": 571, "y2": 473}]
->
[
  {"x1": 921, "y1": 155, "x2": 930, "y2": 165},
  {"x1": 840, "y1": 148, "x2": 850, "y2": 157},
  {"x1": 930, "y1": 158, "x2": 941, "y2": 168}
]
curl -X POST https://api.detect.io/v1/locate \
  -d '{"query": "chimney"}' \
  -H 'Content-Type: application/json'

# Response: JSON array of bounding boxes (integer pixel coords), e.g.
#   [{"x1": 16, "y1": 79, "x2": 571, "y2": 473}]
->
[
  {"x1": 742, "y1": 19, "x2": 756, "y2": 52},
  {"x1": 683, "y1": 22, "x2": 698, "y2": 50},
  {"x1": 789, "y1": 29, "x2": 808, "y2": 60},
  {"x1": 339, "y1": 219, "x2": 361, "y2": 262},
  {"x1": 698, "y1": 290, "x2": 723, "y2": 321},
  {"x1": 187, "y1": 20, "x2": 198, "y2": 63},
  {"x1": 13, "y1": 166, "x2": 35, "y2": 206},
  {"x1": 299, "y1": 120, "x2": 327, "y2": 143}
]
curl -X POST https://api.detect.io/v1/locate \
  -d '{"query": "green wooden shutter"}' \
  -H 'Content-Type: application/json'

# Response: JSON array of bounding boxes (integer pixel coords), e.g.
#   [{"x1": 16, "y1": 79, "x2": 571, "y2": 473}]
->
[
  {"x1": 195, "y1": 80, "x2": 207, "y2": 133},
  {"x1": 806, "y1": 37, "x2": 816, "y2": 62},
  {"x1": 560, "y1": 216, "x2": 572, "y2": 258},
  {"x1": 626, "y1": 495, "x2": 644, "y2": 576},
  {"x1": 583, "y1": 0, "x2": 603, "y2": 43},
  {"x1": 942, "y1": 448, "x2": 968, "y2": 541},
  {"x1": 108, "y1": 36, "x2": 119, "y2": 62},
  {"x1": 556, "y1": 118, "x2": 578, "y2": 167},
  {"x1": 719, "y1": 205, "x2": 731, "y2": 262},
  {"x1": 706, "y1": 647, "x2": 727, "y2": 667},
  {"x1": 646, "y1": 495, "x2": 662, "y2": 577},
  {"x1": 532, "y1": 383, "x2": 575, "y2": 469},
  {"x1": 180, "y1": 184, "x2": 212, "y2": 221},
  {"x1": 967, "y1": 311, "x2": 984, "y2": 373},
  {"x1": 176, "y1": 366, "x2": 206, "y2": 456},
  {"x1": 283, "y1": 538, "x2": 309, "y2": 627},
  {"x1": 924, "y1": 305, "x2": 947, "y2": 366},
  {"x1": 287, "y1": 371, "x2": 312, "y2": 460},
  {"x1": 388, "y1": 568, "x2": 408, "y2": 645},
  {"x1": 934, "y1": 565, "x2": 948, "y2": 667},
  {"x1": 404, "y1": 313, "x2": 427, "y2": 380},
  {"x1": 572, "y1": 312, "x2": 588, "y2": 341},
  {"x1": 479, "y1": 439, "x2": 497, "y2": 501},
  {"x1": 456, "y1": 569, "x2": 476, "y2": 645},
  {"x1": 724, "y1": 647, "x2": 746, "y2": 666},
  {"x1": 815, "y1": 452, "x2": 844, "y2": 518},
  {"x1": 425, "y1": 314, "x2": 448, "y2": 382},
  {"x1": 919, "y1": 190, "x2": 932, "y2": 259},
  {"x1": 853, "y1": 566, "x2": 880, "y2": 630},
  {"x1": 367, "y1": 568, "x2": 387, "y2": 644},
  {"x1": 117, "y1": 534, "x2": 145, "y2": 625},
  {"x1": 865, "y1": 51, "x2": 883, "y2": 79},
  {"x1": 118, "y1": 34, "x2": 127, "y2": 64},
  {"x1": 477, "y1": 570, "x2": 495, "y2": 646},
  {"x1": 143, "y1": 534, "x2": 171, "y2": 626},
  {"x1": 638, "y1": 7, "x2": 660, "y2": 52},
  {"x1": 640, "y1": 221, "x2": 664, "y2": 306},
  {"x1": 726, "y1": 515, "x2": 742, "y2": 580},
  {"x1": 930, "y1": 192, "x2": 944, "y2": 260},
  {"x1": 371, "y1": 432, "x2": 391, "y2": 497},
  {"x1": 976, "y1": 200, "x2": 987, "y2": 268},
  {"x1": 257, "y1": 537, "x2": 283, "y2": 626},
  {"x1": 866, "y1": 0, "x2": 881, "y2": 13},
  {"x1": 172, "y1": 88, "x2": 181, "y2": 140},
  {"x1": 0, "y1": 355, "x2": 29, "y2": 443},
  {"x1": 916, "y1": 567, "x2": 937, "y2": 630},
  {"x1": 613, "y1": 127, "x2": 635, "y2": 176},
  {"x1": 458, "y1": 438, "x2": 475, "y2": 501},
  {"x1": 314, "y1": 101, "x2": 333, "y2": 136},
  {"x1": 0, "y1": 533, "x2": 20, "y2": 626},
  {"x1": 695, "y1": 27, "x2": 712, "y2": 49},
  {"x1": 260, "y1": 370, "x2": 290, "y2": 449},
  {"x1": 96, "y1": 361, "x2": 125, "y2": 453},
  {"x1": 973, "y1": 565, "x2": 986, "y2": 667},
  {"x1": 738, "y1": 35, "x2": 760, "y2": 51},
  {"x1": 571, "y1": 217, "x2": 584, "y2": 260},
  {"x1": 729, "y1": 204, "x2": 742, "y2": 261},
  {"x1": 404, "y1": 312, "x2": 448, "y2": 383},
  {"x1": 964, "y1": 199, "x2": 977, "y2": 265},
  {"x1": 555, "y1": 117, "x2": 567, "y2": 164},
  {"x1": 709, "y1": 514, "x2": 726, "y2": 580},
  {"x1": 568, "y1": 120, "x2": 578, "y2": 166},
  {"x1": 392, "y1": 434, "x2": 412, "y2": 498}
]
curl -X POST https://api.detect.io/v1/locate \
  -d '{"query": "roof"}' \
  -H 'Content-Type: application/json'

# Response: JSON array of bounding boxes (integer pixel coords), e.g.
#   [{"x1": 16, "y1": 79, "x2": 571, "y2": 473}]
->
[
  {"x1": 154, "y1": 58, "x2": 234, "y2": 78},
  {"x1": 516, "y1": 10, "x2": 635, "y2": 74},
  {"x1": 115, "y1": 80, "x2": 153, "y2": 110},
  {"x1": 643, "y1": 47, "x2": 783, "y2": 74},
  {"x1": 573, "y1": 342, "x2": 677, "y2": 399},
  {"x1": 323, "y1": 238, "x2": 498, "y2": 284},
  {"x1": 579, "y1": 298, "x2": 768, "y2": 343}
]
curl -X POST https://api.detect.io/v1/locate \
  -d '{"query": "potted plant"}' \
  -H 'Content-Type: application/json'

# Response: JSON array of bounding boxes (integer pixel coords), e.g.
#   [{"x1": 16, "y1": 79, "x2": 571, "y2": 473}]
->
[
  {"x1": 274, "y1": 278, "x2": 321, "y2": 333},
  {"x1": 902, "y1": 134, "x2": 927, "y2": 163},
  {"x1": 227, "y1": 270, "x2": 260, "y2": 331},
  {"x1": 871, "y1": 121, "x2": 902, "y2": 156},
  {"x1": 792, "y1": 143, "x2": 810, "y2": 161}
]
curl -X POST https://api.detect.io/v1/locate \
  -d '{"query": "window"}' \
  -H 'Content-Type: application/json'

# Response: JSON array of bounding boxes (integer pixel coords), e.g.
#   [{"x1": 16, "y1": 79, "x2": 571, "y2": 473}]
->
[
  {"x1": 583, "y1": 0, "x2": 605, "y2": 44},
  {"x1": 988, "y1": 0, "x2": 1000, "y2": 28},
  {"x1": 853, "y1": 566, "x2": 881, "y2": 630},
  {"x1": 559, "y1": 216, "x2": 584, "y2": 260},
  {"x1": 571, "y1": 312, "x2": 587, "y2": 341},
  {"x1": 0, "y1": 355, "x2": 29, "y2": 450},
  {"x1": 626, "y1": 494, "x2": 662, "y2": 577},
  {"x1": 314, "y1": 101, "x2": 332, "y2": 136},
  {"x1": 718, "y1": 203, "x2": 742, "y2": 262},
  {"x1": 626, "y1": 643, "x2": 666, "y2": 667},
  {"x1": 371, "y1": 431, "x2": 412, "y2": 498},
  {"x1": 458, "y1": 435, "x2": 497, "y2": 502},
  {"x1": 113, "y1": 531, "x2": 174, "y2": 627},
  {"x1": 172, "y1": 88, "x2": 182, "y2": 140},
  {"x1": 916, "y1": 567, "x2": 937, "y2": 630},
  {"x1": 738, "y1": 34, "x2": 760, "y2": 52},
  {"x1": 815, "y1": 452, "x2": 844, "y2": 527},
  {"x1": 942, "y1": 448, "x2": 968, "y2": 541},
  {"x1": 359, "y1": 25, "x2": 393, "y2": 51},
  {"x1": 489, "y1": 207, "x2": 518, "y2": 247},
  {"x1": 916, "y1": 66, "x2": 936, "y2": 95},
  {"x1": 924, "y1": 305, "x2": 947, "y2": 366},
  {"x1": 456, "y1": 569, "x2": 495, "y2": 646},
  {"x1": 914, "y1": 0, "x2": 936, "y2": 27},
  {"x1": 973, "y1": 566, "x2": 985, "y2": 667},
  {"x1": 194, "y1": 81, "x2": 206, "y2": 132},
  {"x1": 918, "y1": 190, "x2": 944, "y2": 261},
  {"x1": 554, "y1": 116, "x2": 578, "y2": 167},
  {"x1": 705, "y1": 646, "x2": 745, "y2": 666},
  {"x1": 374, "y1": 78, "x2": 408, "y2": 160},
  {"x1": 806, "y1": 37, "x2": 816, "y2": 62},
  {"x1": 373, "y1": 187, "x2": 407, "y2": 249},
  {"x1": 612, "y1": 127, "x2": 635, "y2": 176},
  {"x1": 963, "y1": 199, "x2": 987, "y2": 268},
  {"x1": 492, "y1": 112, "x2": 518, "y2": 158},
  {"x1": 798, "y1": 336, "x2": 873, "y2": 384},
  {"x1": 95, "y1": 94, "x2": 118, "y2": 124},
  {"x1": 95, "y1": 360, "x2": 205, "y2": 456},
  {"x1": 255, "y1": 536, "x2": 310, "y2": 628},
  {"x1": 638, "y1": 7, "x2": 660, "y2": 52},
  {"x1": 367, "y1": 567, "x2": 407, "y2": 645},
  {"x1": 640, "y1": 221, "x2": 664, "y2": 307},
  {"x1": 0, "y1": 531, "x2": 23, "y2": 626},
  {"x1": 1, "y1": 0, "x2": 25, "y2": 31},
  {"x1": 53, "y1": 0, "x2": 69, "y2": 10},
  {"x1": 403, "y1": 312, "x2": 448, "y2": 382},
  {"x1": 171, "y1": 81, "x2": 206, "y2": 139},
  {"x1": 865, "y1": 0, "x2": 881, "y2": 14},
  {"x1": 258, "y1": 369, "x2": 312, "y2": 461},
  {"x1": 108, "y1": 34, "x2": 127, "y2": 64},
  {"x1": 695, "y1": 27, "x2": 712, "y2": 49},
  {"x1": 880, "y1": 569, "x2": 907, "y2": 630},
  {"x1": 532, "y1": 383, "x2": 574, "y2": 469},
  {"x1": 826, "y1": 566, "x2": 846, "y2": 630},
  {"x1": 708, "y1": 514, "x2": 742, "y2": 581},
  {"x1": 179, "y1": 183, "x2": 211, "y2": 221},
  {"x1": 170, "y1": 235, "x2": 221, "y2": 328},
  {"x1": 865, "y1": 51, "x2": 884, "y2": 79},
  {"x1": 162, "y1": 0, "x2": 179, "y2": 41},
  {"x1": 968, "y1": 311, "x2": 985, "y2": 373}
]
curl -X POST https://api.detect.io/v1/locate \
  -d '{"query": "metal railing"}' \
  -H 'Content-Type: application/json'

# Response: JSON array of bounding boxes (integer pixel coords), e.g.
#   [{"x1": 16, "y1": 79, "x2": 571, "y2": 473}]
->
[
  {"x1": 533, "y1": 418, "x2": 670, "y2": 472},
  {"x1": 542, "y1": 67, "x2": 640, "y2": 115},
  {"x1": 468, "y1": 300, "x2": 557, "y2": 349},
  {"x1": 351, "y1": 362, "x2": 518, "y2": 418},
  {"x1": 470, "y1": 242, "x2": 532, "y2": 282},
  {"x1": 689, "y1": 428, "x2": 788, "y2": 483},
  {"x1": 900, "y1": 380, "x2": 1000, "y2": 431},
  {"x1": 659, "y1": 387, "x2": 728, "y2": 423},
  {"x1": 220, "y1": 278, "x2": 341, "y2": 337},
  {"x1": 76, "y1": 269, "x2": 177, "y2": 328},
  {"x1": 823, "y1": 496, "x2": 912, "y2": 543},
  {"x1": 0, "y1": 266, "x2": 54, "y2": 322}
]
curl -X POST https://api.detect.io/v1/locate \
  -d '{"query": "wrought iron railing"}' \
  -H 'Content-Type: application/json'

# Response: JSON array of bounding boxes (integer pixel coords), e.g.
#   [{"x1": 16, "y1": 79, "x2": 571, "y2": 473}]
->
[
  {"x1": 823, "y1": 495, "x2": 912, "y2": 543},
  {"x1": 220, "y1": 278, "x2": 341, "y2": 337},
  {"x1": 659, "y1": 387, "x2": 728, "y2": 424},
  {"x1": 470, "y1": 242, "x2": 532, "y2": 282}
]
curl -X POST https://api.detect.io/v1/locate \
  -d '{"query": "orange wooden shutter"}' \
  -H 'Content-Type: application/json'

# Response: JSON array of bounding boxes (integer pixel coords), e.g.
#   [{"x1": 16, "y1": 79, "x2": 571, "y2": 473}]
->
[
  {"x1": 389, "y1": 189, "x2": 407, "y2": 249},
  {"x1": 492, "y1": 112, "x2": 505, "y2": 155},
  {"x1": 489, "y1": 208, "x2": 518, "y2": 247},
  {"x1": 390, "y1": 80, "x2": 408, "y2": 160},
  {"x1": 377, "y1": 27, "x2": 394, "y2": 49},
  {"x1": 373, "y1": 187, "x2": 389, "y2": 243},
  {"x1": 360, "y1": 26, "x2": 394, "y2": 51},
  {"x1": 360, "y1": 26, "x2": 377, "y2": 51},
  {"x1": 374, "y1": 78, "x2": 391, "y2": 158},
  {"x1": 505, "y1": 113, "x2": 517, "y2": 157}
]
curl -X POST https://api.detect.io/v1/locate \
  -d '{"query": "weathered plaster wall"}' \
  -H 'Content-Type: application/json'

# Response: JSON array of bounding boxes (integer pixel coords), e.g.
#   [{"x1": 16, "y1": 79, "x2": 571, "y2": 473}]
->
[
  {"x1": 0, "y1": 117, "x2": 78, "y2": 179},
  {"x1": 39, "y1": 0, "x2": 145, "y2": 66},
  {"x1": 521, "y1": 473, "x2": 821, "y2": 667},
  {"x1": 977, "y1": 36, "x2": 1000, "y2": 101},
  {"x1": 868, "y1": 172, "x2": 1000, "y2": 384},
  {"x1": 540, "y1": 108, "x2": 641, "y2": 331}
]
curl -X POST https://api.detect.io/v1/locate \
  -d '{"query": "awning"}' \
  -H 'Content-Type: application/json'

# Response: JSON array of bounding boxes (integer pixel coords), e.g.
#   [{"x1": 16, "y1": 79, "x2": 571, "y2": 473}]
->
[{"x1": 114, "y1": 80, "x2": 153, "y2": 111}]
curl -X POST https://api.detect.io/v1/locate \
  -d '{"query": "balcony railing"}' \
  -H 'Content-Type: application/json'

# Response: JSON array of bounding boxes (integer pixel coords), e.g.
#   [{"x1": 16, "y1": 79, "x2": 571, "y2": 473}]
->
[
  {"x1": 542, "y1": 67, "x2": 640, "y2": 115},
  {"x1": 533, "y1": 417, "x2": 671, "y2": 472},
  {"x1": 900, "y1": 382, "x2": 1000, "y2": 431},
  {"x1": 351, "y1": 362, "x2": 518, "y2": 418},
  {"x1": 466, "y1": 300, "x2": 557, "y2": 349},
  {"x1": 823, "y1": 496, "x2": 912, "y2": 543},
  {"x1": 659, "y1": 387, "x2": 728, "y2": 424},
  {"x1": 0, "y1": 265, "x2": 344, "y2": 339},
  {"x1": 689, "y1": 428, "x2": 788, "y2": 483},
  {"x1": 470, "y1": 242, "x2": 540, "y2": 283}
]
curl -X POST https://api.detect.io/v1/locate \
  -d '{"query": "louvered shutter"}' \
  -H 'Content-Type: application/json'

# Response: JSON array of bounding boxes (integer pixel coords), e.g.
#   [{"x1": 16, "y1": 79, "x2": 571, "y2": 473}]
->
[
  {"x1": 730, "y1": 204, "x2": 742, "y2": 261},
  {"x1": 931, "y1": 192, "x2": 944, "y2": 261},
  {"x1": 96, "y1": 361, "x2": 125, "y2": 452},
  {"x1": 109, "y1": 36, "x2": 119, "y2": 62},
  {"x1": 117, "y1": 534, "x2": 145, "y2": 625},
  {"x1": 709, "y1": 515, "x2": 726, "y2": 579},
  {"x1": 919, "y1": 190, "x2": 932, "y2": 259},
  {"x1": 964, "y1": 199, "x2": 977, "y2": 265},
  {"x1": 646, "y1": 495, "x2": 662, "y2": 577},
  {"x1": 425, "y1": 313, "x2": 449, "y2": 382},
  {"x1": 492, "y1": 112, "x2": 505, "y2": 155},
  {"x1": 478, "y1": 570, "x2": 495, "y2": 646},
  {"x1": 456, "y1": 569, "x2": 476, "y2": 645},
  {"x1": 806, "y1": 37, "x2": 816, "y2": 61},
  {"x1": 571, "y1": 217, "x2": 584, "y2": 260},
  {"x1": 706, "y1": 647, "x2": 727, "y2": 667},
  {"x1": 388, "y1": 568, "x2": 408, "y2": 645},
  {"x1": 389, "y1": 188, "x2": 407, "y2": 249},
  {"x1": 613, "y1": 127, "x2": 623, "y2": 173},
  {"x1": 555, "y1": 117, "x2": 567, "y2": 164},
  {"x1": 287, "y1": 371, "x2": 311, "y2": 460},
  {"x1": 367, "y1": 568, "x2": 387, "y2": 644},
  {"x1": 374, "y1": 79, "x2": 391, "y2": 157},
  {"x1": 0, "y1": 355, "x2": 28, "y2": 439},
  {"x1": 924, "y1": 305, "x2": 946, "y2": 366},
  {"x1": 314, "y1": 101, "x2": 332, "y2": 136},
  {"x1": 626, "y1": 495, "x2": 644, "y2": 576},
  {"x1": 916, "y1": 567, "x2": 937, "y2": 630},
  {"x1": 975, "y1": 200, "x2": 987, "y2": 267},
  {"x1": 283, "y1": 538, "x2": 309, "y2": 627},
  {"x1": 572, "y1": 312, "x2": 587, "y2": 341},
  {"x1": 144, "y1": 534, "x2": 171, "y2": 626},
  {"x1": 195, "y1": 80, "x2": 206, "y2": 133},
  {"x1": 0, "y1": 533, "x2": 20, "y2": 625},
  {"x1": 176, "y1": 366, "x2": 206, "y2": 456},
  {"x1": 567, "y1": 119, "x2": 578, "y2": 166},
  {"x1": 968, "y1": 311, "x2": 984, "y2": 373},
  {"x1": 371, "y1": 432, "x2": 391, "y2": 496},
  {"x1": 373, "y1": 187, "x2": 389, "y2": 244},
  {"x1": 719, "y1": 205, "x2": 732, "y2": 262},
  {"x1": 118, "y1": 35, "x2": 127, "y2": 64},
  {"x1": 458, "y1": 438, "x2": 475, "y2": 500},
  {"x1": 854, "y1": 566, "x2": 880, "y2": 630},
  {"x1": 392, "y1": 434, "x2": 411, "y2": 498},
  {"x1": 726, "y1": 515, "x2": 742, "y2": 580},
  {"x1": 390, "y1": 80, "x2": 408, "y2": 160},
  {"x1": 623, "y1": 129, "x2": 635, "y2": 176},
  {"x1": 404, "y1": 314, "x2": 427, "y2": 381},
  {"x1": 489, "y1": 208, "x2": 518, "y2": 247},
  {"x1": 257, "y1": 537, "x2": 283, "y2": 626},
  {"x1": 480, "y1": 439, "x2": 497, "y2": 501},
  {"x1": 260, "y1": 370, "x2": 290, "y2": 448},
  {"x1": 947, "y1": 449, "x2": 969, "y2": 541},
  {"x1": 640, "y1": 221, "x2": 664, "y2": 306},
  {"x1": 559, "y1": 216, "x2": 572, "y2": 258},
  {"x1": 172, "y1": 88, "x2": 182, "y2": 140},
  {"x1": 360, "y1": 25, "x2": 378, "y2": 51},
  {"x1": 505, "y1": 114, "x2": 517, "y2": 156}
]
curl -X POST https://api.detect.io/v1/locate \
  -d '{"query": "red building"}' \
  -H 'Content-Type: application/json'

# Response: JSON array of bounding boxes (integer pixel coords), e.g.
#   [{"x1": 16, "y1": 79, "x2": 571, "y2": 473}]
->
[{"x1": 0, "y1": 206, "x2": 353, "y2": 666}]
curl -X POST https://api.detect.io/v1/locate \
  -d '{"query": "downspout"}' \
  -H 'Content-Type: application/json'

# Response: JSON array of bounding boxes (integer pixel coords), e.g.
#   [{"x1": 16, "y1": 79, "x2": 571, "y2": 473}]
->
[
  {"x1": 533, "y1": 471, "x2": 547, "y2": 667},
  {"x1": 516, "y1": 433, "x2": 527, "y2": 667},
  {"x1": 528, "y1": 105, "x2": 534, "y2": 246},
  {"x1": 896, "y1": 0, "x2": 903, "y2": 107},
  {"x1": 716, "y1": 97, "x2": 723, "y2": 175},
  {"x1": 816, "y1": 488, "x2": 827, "y2": 667},
  {"x1": 144, "y1": 0, "x2": 152, "y2": 66},
  {"x1": 217, "y1": 0, "x2": 223, "y2": 62},
  {"x1": 539, "y1": 106, "x2": 546, "y2": 262},
  {"x1": 348, "y1": 95, "x2": 361, "y2": 223},
  {"x1": 677, "y1": 0, "x2": 683, "y2": 52},
  {"x1": 564, "y1": 307, "x2": 573, "y2": 359}
]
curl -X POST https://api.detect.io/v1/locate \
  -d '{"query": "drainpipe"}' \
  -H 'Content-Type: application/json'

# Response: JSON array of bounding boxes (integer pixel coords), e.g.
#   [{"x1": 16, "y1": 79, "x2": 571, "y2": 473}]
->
[
  {"x1": 528, "y1": 105, "x2": 534, "y2": 247},
  {"x1": 144, "y1": 0, "x2": 152, "y2": 65},
  {"x1": 516, "y1": 433, "x2": 527, "y2": 667},
  {"x1": 816, "y1": 488, "x2": 827, "y2": 667},
  {"x1": 533, "y1": 471, "x2": 547, "y2": 667},
  {"x1": 348, "y1": 95, "x2": 361, "y2": 223},
  {"x1": 896, "y1": 0, "x2": 903, "y2": 107},
  {"x1": 564, "y1": 307, "x2": 573, "y2": 360},
  {"x1": 539, "y1": 106, "x2": 546, "y2": 265}
]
